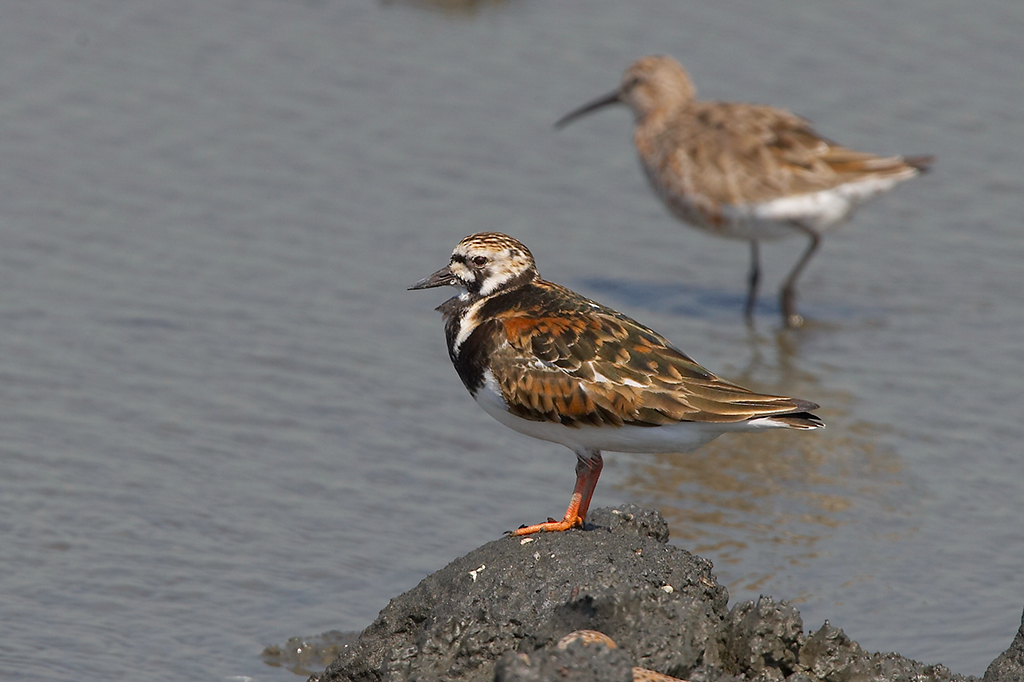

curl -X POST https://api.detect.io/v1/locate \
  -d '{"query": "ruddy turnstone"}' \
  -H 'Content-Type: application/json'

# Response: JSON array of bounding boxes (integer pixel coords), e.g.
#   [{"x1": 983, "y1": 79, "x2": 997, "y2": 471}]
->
[
  {"x1": 409, "y1": 232, "x2": 823, "y2": 535},
  {"x1": 556, "y1": 55, "x2": 933, "y2": 327}
]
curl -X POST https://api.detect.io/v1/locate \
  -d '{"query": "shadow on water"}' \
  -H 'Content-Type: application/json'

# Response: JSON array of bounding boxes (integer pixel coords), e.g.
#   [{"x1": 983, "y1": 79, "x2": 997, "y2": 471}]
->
[{"x1": 577, "y1": 276, "x2": 880, "y2": 326}]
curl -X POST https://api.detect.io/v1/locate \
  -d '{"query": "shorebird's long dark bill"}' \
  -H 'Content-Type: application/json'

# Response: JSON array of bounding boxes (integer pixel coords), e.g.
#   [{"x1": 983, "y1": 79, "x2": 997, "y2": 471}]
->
[
  {"x1": 555, "y1": 90, "x2": 622, "y2": 129},
  {"x1": 408, "y1": 265, "x2": 455, "y2": 290}
]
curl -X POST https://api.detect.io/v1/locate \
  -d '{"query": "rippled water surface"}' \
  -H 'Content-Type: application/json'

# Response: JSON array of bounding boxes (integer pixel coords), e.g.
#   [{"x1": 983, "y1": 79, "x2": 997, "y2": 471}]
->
[{"x1": 2, "y1": 1, "x2": 1022, "y2": 680}]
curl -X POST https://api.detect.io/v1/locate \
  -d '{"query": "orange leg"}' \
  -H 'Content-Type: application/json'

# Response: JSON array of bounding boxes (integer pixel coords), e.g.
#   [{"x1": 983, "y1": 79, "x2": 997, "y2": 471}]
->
[
  {"x1": 575, "y1": 452, "x2": 603, "y2": 521},
  {"x1": 511, "y1": 451, "x2": 603, "y2": 536}
]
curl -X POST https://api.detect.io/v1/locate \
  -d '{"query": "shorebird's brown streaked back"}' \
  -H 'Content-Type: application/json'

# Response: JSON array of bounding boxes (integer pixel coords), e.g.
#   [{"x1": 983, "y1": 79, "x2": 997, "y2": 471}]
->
[{"x1": 557, "y1": 55, "x2": 933, "y2": 327}]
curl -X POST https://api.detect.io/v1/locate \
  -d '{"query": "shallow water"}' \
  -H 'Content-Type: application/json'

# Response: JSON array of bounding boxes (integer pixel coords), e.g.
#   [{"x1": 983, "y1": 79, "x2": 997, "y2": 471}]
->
[{"x1": 1, "y1": 1, "x2": 1022, "y2": 680}]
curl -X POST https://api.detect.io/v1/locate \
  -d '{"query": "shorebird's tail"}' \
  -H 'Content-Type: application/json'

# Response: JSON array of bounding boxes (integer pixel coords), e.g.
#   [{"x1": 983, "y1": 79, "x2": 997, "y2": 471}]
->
[
  {"x1": 904, "y1": 154, "x2": 936, "y2": 173},
  {"x1": 768, "y1": 411, "x2": 825, "y2": 430}
]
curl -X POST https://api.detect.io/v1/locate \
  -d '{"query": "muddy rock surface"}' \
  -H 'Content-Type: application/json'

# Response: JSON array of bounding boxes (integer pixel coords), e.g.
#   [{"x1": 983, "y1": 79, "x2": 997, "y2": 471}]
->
[
  {"x1": 985, "y1": 609, "x2": 1024, "y2": 682},
  {"x1": 306, "y1": 505, "x2": 1010, "y2": 682}
]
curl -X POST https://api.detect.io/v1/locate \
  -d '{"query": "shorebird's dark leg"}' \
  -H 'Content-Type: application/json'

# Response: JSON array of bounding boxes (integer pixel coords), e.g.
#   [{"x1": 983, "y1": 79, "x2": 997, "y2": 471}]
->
[
  {"x1": 511, "y1": 450, "x2": 603, "y2": 536},
  {"x1": 745, "y1": 240, "x2": 761, "y2": 323},
  {"x1": 780, "y1": 223, "x2": 821, "y2": 328}
]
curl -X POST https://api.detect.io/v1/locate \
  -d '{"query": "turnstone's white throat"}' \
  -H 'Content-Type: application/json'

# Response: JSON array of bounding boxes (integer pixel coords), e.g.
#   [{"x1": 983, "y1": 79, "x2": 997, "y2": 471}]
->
[
  {"x1": 410, "y1": 232, "x2": 823, "y2": 535},
  {"x1": 556, "y1": 55, "x2": 933, "y2": 327}
]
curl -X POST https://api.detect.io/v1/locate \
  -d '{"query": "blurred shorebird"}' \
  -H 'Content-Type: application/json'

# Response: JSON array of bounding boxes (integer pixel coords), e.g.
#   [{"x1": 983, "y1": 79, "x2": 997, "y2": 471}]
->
[
  {"x1": 410, "y1": 232, "x2": 823, "y2": 535},
  {"x1": 556, "y1": 55, "x2": 933, "y2": 327}
]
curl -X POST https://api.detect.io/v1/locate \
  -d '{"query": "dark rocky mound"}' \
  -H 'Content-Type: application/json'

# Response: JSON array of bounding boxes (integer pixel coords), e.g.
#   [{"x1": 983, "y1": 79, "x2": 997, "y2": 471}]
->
[
  {"x1": 305, "y1": 505, "x2": 1019, "y2": 682},
  {"x1": 985, "y1": 610, "x2": 1024, "y2": 682}
]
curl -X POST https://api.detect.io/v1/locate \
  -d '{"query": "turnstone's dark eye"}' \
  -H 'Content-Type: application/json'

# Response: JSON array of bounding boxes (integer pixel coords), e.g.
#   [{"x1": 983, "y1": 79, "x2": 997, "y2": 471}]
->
[{"x1": 472, "y1": 256, "x2": 488, "y2": 267}]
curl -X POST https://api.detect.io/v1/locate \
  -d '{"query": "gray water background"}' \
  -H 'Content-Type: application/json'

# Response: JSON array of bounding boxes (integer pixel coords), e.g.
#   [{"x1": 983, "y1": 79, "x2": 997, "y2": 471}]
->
[{"x1": 1, "y1": 0, "x2": 1022, "y2": 679}]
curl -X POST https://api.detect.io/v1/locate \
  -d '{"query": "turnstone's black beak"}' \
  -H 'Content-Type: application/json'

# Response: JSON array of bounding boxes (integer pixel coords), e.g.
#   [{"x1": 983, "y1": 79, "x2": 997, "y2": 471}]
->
[
  {"x1": 408, "y1": 265, "x2": 455, "y2": 290},
  {"x1": 555, "y1": 89, "x2": 622, "y2": 129}
]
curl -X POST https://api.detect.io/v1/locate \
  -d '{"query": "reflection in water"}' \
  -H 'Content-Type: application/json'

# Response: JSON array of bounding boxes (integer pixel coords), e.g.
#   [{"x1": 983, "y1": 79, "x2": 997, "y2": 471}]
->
[
  {"x1": 619, "y1": 330, "x2": 907, "y2": 594},
  {"x1": 380, "y1": 0, "x2": 517, "y2": 15}
]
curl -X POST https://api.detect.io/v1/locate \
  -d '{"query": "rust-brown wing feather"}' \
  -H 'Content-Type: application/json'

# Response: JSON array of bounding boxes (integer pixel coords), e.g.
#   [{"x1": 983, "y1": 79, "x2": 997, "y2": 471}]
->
[{"x1": 485, "y1": 280, "x2": 818, "y2": 427}]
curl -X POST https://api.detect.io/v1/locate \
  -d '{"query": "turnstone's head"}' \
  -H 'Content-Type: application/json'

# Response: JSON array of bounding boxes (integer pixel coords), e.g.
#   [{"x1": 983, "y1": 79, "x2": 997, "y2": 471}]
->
[
  {"x1": 555, "y1": 55, "x2": 696, "y2": 129},
  {"x1": 409, "y1": 232, "x2": 538, "y2": 297}
]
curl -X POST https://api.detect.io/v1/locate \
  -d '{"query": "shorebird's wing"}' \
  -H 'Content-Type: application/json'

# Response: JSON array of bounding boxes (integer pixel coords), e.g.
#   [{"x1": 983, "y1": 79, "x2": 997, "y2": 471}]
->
[
  {"x1": 666, "y1": 102, "x2": 929, "y2": 203},
  {"x1": 486, "y1": 281, "x2": 820, "y2": 428}
]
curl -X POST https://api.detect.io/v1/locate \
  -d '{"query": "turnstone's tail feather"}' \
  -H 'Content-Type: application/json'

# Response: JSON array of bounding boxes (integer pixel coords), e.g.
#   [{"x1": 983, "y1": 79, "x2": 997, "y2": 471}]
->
[{"x1": 759, "y1": 410, "x2": 825, "y2": 430}]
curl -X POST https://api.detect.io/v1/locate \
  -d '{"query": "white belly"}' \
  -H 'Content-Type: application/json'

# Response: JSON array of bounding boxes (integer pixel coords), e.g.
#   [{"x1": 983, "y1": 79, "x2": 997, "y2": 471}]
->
[
  {"x1": 659, "y1": 174, "x2": 910, "y2": 241},
  {"x1": 473, "y1": 371, "x2": 794, "y2": 455}
]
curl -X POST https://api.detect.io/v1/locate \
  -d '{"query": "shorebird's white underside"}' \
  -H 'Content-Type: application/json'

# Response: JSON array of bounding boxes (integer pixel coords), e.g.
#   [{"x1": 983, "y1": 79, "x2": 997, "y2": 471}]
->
[
  {"x1": 474, "y1": 369, "x2": 800, "y2": 455},
  {"x1": 672, "y1": 173, "x2": 916, "y2": 242}
]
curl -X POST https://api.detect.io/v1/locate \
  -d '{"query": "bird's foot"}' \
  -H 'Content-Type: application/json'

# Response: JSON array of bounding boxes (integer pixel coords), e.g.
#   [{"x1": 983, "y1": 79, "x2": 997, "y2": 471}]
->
[{"x1": 508, "y1": 515, "x2": 584, "y2": 536}]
